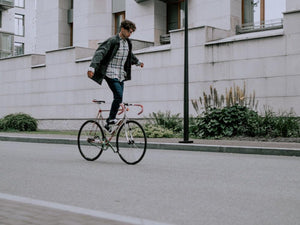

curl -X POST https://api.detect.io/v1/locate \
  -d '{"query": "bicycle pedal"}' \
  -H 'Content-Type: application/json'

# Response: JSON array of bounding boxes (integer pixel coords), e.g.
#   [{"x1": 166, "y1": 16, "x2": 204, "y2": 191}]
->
[
  {"x1": 104, "y1": 124, "x2": 112, "y2": 133},
  {"x1": 94, "y1": 139, "x2": 102, "y2": 144}
]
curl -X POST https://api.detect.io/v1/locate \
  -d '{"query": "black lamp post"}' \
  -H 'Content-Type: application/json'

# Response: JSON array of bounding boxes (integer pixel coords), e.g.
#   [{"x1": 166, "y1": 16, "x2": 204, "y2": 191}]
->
[{"x1": 180, "y1": 0, "x2": 193, "y2": 143}]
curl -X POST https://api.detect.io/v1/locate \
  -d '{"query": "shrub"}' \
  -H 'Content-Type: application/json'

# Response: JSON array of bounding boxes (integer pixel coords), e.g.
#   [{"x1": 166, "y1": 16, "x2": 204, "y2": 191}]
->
[
  {"x1": 192, "y1": 82, "x2": 258, "y2": 114},
  {"x1": 256, "y1": 108, "x2": 300, "y2": 137},
  {"x1": 0, "y1": 113, "x2": 38, "y2": 131},
  {"x1": 0, "y1": 118, "x2": 4, "y2": 130},
  {"x1": 191, "y1": 83, "x2": 300, "y2": 138},
  {"x1": 144, "y1": 124, "x2": 174, "y2": 138},
  {"x1": 149, "y1": 111, "x2": 183, "y2": 133},
  {"x1": 191, "y1": 105, "x2": 300, "y2": 138},
  {"x1": 194, "y1": 105, "x2": 259, "y2": 138}
]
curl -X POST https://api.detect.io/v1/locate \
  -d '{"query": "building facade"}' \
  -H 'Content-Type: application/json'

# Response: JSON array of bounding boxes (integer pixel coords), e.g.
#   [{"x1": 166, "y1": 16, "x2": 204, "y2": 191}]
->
[{"x1": 0, "y1": 0, "x2": 299, "y2": 130}]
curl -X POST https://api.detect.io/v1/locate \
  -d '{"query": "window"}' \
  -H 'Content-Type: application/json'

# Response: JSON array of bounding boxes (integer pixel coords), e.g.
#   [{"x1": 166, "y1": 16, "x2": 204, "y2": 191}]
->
[
  {"x1": 240, "y1": 0, "x2": 285, "y2": 33},
  {"x1": 14, "y1": 14, "x2": 24, "y2": 36},
  {"x1": 114, "y1": 11, "x2": 125, "y2": 34},
  {"x1": 68, "y1": 0, "x2": 74, "y2": 46},
  {"x1": 14, "y1": 42, "x2": 24, "y2": 55},
  {"x1": 15, "y1": 0, "x2": 25, "y2": 8},
  {"x1": 0, "y1": 33, "x2": 13, "y2": 58},
  {"x1": 242, "y1": 0, "x2": 285, "y2": 25},
  {"x1": 167, "y1": 0, "x2": 185, "y2": 32},
  {"x1": 0, "y1": 11, "x2": 2, "y2": 28}
]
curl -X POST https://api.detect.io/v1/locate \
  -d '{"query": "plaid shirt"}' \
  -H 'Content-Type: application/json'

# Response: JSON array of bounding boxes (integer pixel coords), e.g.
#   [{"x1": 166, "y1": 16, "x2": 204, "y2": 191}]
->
[{"x1": 106, "y1": 38, "x2": 129, "y2": 82}]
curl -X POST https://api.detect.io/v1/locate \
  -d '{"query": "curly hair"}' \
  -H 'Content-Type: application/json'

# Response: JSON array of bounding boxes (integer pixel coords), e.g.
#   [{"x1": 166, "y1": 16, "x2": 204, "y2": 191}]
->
[{"x1": 120, "y1": 20, "x2": 136, "y2": 32}]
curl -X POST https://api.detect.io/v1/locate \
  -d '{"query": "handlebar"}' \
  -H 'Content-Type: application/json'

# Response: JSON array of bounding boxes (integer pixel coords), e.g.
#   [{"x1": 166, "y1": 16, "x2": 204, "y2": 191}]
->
[
  {"x1": 118, "y1": 104, "x2": 126, "y2": 115},
  {"x1": 92, "y1": 100, "x2": 144, "y2": 115},
  {"x1": 118, "y1": 103, "x2": 144, "y2": 115},
  {"x1": 133, "y1": 104, "x2": 144, "y2": 115}
]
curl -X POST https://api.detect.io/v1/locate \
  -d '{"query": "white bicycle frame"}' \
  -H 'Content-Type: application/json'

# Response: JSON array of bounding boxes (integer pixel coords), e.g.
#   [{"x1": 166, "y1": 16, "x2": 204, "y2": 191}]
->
[{"x1": 92, "y1": 100, "x2": 143, "y2": 152}]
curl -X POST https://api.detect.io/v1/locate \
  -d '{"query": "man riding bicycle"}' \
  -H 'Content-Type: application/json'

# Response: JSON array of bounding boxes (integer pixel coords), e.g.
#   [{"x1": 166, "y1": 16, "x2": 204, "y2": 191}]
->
[{"x1": 87, "y1": 20, "x2": 144, "y2": 132}]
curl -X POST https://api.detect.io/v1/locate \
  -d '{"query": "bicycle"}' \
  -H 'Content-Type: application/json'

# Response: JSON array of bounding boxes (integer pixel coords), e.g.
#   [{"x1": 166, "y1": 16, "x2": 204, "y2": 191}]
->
[{"x1": 77, "y1": 99, "x2": 147, "y2": 165}]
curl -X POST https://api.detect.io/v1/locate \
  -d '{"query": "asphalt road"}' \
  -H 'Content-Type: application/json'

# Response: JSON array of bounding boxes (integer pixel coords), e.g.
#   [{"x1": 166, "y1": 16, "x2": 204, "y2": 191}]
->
[{"x1": 0, "y1": 141, "x2": 299, "y2": 225}]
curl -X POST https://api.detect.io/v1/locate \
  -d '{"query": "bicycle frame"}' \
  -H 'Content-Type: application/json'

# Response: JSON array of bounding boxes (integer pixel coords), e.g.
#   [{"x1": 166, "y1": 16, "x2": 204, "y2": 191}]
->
[
  {"x1": 78, "y1": 99, "x2": 147, "y2": 164},
  {"x1": 92, "y1": 100, "x2": 144, "y2": 152}
]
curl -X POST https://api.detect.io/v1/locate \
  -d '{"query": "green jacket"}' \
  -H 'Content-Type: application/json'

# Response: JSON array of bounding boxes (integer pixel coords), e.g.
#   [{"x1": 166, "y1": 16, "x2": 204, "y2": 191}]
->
[{"x1": 89, "y1": 35, "x2": 140, "y2": 85}]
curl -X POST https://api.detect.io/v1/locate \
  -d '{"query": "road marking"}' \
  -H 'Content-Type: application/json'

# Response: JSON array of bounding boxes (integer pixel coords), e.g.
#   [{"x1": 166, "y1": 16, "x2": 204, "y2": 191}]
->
[{"x1": 0, "y1": 192, "x2": 174, "y2": 225}]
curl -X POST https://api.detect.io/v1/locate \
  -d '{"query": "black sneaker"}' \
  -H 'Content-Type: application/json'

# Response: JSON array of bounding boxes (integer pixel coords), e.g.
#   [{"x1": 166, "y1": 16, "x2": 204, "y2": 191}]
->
[
  {"x1": 107, "y1": 119, "x2": 118, "y2": 125},
  {"x1": 104, "y1": 123, "x2": 112, "y2": 132},
  {"x1": 105, "y1": 119, "x2": 119, "y2": 132}
]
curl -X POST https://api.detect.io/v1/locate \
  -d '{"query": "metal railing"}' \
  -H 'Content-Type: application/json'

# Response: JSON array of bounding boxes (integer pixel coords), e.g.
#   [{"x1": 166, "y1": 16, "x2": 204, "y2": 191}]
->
[
  {"x1": 0, "y1": 0, "x2": 14, "y2": 10},
  {"x1": 0, "y1": 31, "x2": 14, "y2": 59},
  {"x1": 160, "y1": 34, "x2": 170, "y2": 45},
  {"x1": 236, "y1": 18, "x2": 283, "y2": 34}
]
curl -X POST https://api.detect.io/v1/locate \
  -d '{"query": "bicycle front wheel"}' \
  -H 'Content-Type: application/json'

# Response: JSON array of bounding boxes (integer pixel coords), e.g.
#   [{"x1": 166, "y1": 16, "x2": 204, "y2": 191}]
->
[
  {"x1": 116, "y1": 120, "x2": 147, "y2": 165},
  {"x1": 77, "y1": 120, "x2": 104, "y2": 161}
]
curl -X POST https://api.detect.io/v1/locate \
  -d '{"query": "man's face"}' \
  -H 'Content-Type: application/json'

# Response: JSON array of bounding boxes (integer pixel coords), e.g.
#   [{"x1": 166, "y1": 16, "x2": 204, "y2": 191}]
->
[{"x1": 120, "y1": 27, "x2": 133, "y2": 39}]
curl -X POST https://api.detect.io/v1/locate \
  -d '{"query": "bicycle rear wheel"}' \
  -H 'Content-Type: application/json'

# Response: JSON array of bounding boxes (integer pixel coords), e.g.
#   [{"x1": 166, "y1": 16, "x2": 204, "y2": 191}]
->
[
  {"x1": 116, "y1": 120, "x2": 147, "y2": 165},
  {"x1": 77, "y1": 120, "x2": 104, "y2": 161}
]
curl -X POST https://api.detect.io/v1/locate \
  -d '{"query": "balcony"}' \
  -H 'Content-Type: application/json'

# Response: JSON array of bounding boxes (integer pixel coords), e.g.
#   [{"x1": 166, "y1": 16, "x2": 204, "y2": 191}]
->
[
  {"x1": 0, "y1": 0, "x2": 14, "y2": 10},
  {"x1": 160, "y1": 34, "x2": 170, "y2": 45},
  {"x1": 236, "y1": 18, "x2": 283, "y2": 34},
  {"x1": 0, "y1": 31, "x2": 14, "y2": 59}
]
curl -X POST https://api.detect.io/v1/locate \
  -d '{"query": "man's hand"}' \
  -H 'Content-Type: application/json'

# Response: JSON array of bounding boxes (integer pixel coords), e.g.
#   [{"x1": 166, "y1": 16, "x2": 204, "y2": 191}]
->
[
  {"x1": 140, "y1": 63, "x2": 144, "y2": 68},
  {"x1": 87, "y1": 71, "x2": 94, "y2": 78}
]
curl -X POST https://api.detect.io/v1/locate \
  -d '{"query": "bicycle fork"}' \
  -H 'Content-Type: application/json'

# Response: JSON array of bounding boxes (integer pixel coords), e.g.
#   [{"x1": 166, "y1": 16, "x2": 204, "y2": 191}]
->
[{"x1": 124, "y1": 122, "x2": 135, "y2": 145}]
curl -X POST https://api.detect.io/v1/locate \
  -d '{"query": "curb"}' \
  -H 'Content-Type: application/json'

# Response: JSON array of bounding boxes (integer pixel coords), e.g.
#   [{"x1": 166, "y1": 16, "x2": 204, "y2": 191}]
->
[{"x1": 0, "y1": 135, "x2": 300, "y2": 157}]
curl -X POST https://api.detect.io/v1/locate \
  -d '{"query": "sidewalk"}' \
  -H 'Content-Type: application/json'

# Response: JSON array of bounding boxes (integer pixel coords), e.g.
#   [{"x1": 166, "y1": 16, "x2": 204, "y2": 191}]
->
[
  {"x1": 0, "y1": 132, "x2": 299, "y2": 156},
  {"x1": 0, "y1": 193, "x2": 172, "y2": 225}
]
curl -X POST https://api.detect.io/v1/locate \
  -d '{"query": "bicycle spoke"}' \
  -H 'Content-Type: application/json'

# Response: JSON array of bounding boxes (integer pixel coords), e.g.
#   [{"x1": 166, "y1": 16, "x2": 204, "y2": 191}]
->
[
  {"x1": 116, "y1": 120, "x2": 147, "y2": 165},
  {"x1": 77, "y1": 120, "x2": 104, "y2": 161}
]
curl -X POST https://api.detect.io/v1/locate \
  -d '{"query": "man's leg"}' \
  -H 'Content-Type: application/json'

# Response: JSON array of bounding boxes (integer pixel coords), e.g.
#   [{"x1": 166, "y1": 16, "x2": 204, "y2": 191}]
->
[{"x1": 105, "y1": 77, "x2": 124, "y2": 122}]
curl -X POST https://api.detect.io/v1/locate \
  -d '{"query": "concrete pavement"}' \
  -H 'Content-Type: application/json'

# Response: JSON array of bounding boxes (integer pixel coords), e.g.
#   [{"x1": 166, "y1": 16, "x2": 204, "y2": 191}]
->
[
  {"x1": 0, "y1": 138, "x2": 299, "y2": 225},
  {"x1": 0, "y1": 132, "x2": 299, "y2": 156},
  {"x1": 0, "y1": 193, "x2": 172, "y2": 225}
]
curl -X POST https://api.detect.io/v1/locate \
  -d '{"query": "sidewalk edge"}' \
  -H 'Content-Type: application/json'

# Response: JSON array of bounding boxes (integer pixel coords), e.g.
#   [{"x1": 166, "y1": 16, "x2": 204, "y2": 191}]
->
[{"x1": 0, "y1": 135, "x2": 299, "y2": 157}]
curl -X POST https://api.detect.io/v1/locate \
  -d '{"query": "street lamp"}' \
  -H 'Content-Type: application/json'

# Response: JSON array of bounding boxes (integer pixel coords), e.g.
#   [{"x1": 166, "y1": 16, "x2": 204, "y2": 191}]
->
[
  {"x1": 150, "y1": 0, "x2": 192, "y2": 143},
  {"x1": 180, "y1": 0, "x2": 193, "y2": 143}
]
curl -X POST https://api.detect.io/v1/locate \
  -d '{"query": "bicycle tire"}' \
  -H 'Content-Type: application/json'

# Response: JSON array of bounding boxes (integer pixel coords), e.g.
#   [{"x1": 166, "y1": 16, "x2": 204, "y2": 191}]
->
[
  {"x1": 116, "y1": 120, "x2": 147, "y2": 165},
  {"x1": 77, "y1": 120, "x2": 104, "y2": 161}
]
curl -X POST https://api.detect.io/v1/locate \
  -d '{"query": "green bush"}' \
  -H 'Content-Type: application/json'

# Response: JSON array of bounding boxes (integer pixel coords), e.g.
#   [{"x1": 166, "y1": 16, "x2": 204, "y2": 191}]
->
[
  {"x1": 191, "y1": 105, "x2": 300, "y2": 138},
  {"x1": 149, "y1": 111, "x2": 183, "y2": 133},
  {"x1": 0, "y1": 118, "x2": 4, "y2": 130},
  {"x1": 194, "y1": 105, "x2": 259, "y2": 138},
  {"x1": 256, "y1": 109, "x2": 300, "y2": 137},
  {"x1": 0, "y1": 113, "x2": 38, "y2": 131},
  {"x1": 191, "y1": 83, "x2": 300, "y2": 139},
  {"x1": 144, "y1": 124, "x2": 174, "y2": 138}
]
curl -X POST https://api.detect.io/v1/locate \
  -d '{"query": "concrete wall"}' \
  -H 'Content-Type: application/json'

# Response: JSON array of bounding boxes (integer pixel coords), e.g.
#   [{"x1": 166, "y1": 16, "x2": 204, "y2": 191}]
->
[
  {"x1": 126, "y1": 0, "x2": 166, "y2": 45},
  {"x1": 190, "y1": 0, "x2": 232, "y2": 30},
  {"x1": 71, "y1": 0, "x2": 241, "y2": 48},
  {"x1": 35, "y1": 0, "x2": 60, "y2": 53},
  {"x1": 286, "y1": 0, "x2": 300, "y2": 11},
  {"x1": 0, "y1": 8, "x2": 14, "y2": 34},
  {"x1": 129, "y1": 0, "x2": 239, "y2": 45},
  {"x1": 10, "y1": 0, "x2": 243, "y2": 54},
  {"x1": 58, "y1": 0, "x2": 72, "y2": 49},
  {"x1": 73, "y1": 0, "x2": 113, "y2": 49},
  {"x1": 13, "y1": 0, "x2": 37, "y2": 54},
  {"x1": 1, "y1": 0, "x2": 299, "y2": 130},
  {"x1": 35, "y1": 0, "x2": 73, "y2": 53},
  {"x1": 1, "y1": 8, "x2": 300, "y2": 127}
]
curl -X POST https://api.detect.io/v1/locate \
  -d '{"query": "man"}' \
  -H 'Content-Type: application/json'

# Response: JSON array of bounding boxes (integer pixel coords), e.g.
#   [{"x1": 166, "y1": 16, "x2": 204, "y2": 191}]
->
[{"x1": 87, "y1": 20, "x2": 144, "y2": 131}]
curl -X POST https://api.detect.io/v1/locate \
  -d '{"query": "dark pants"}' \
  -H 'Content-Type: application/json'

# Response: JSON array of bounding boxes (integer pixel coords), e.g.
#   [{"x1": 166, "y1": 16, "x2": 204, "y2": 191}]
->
[{"x1": 105, "y1": 77, "x2": 124, "y2": 122}]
